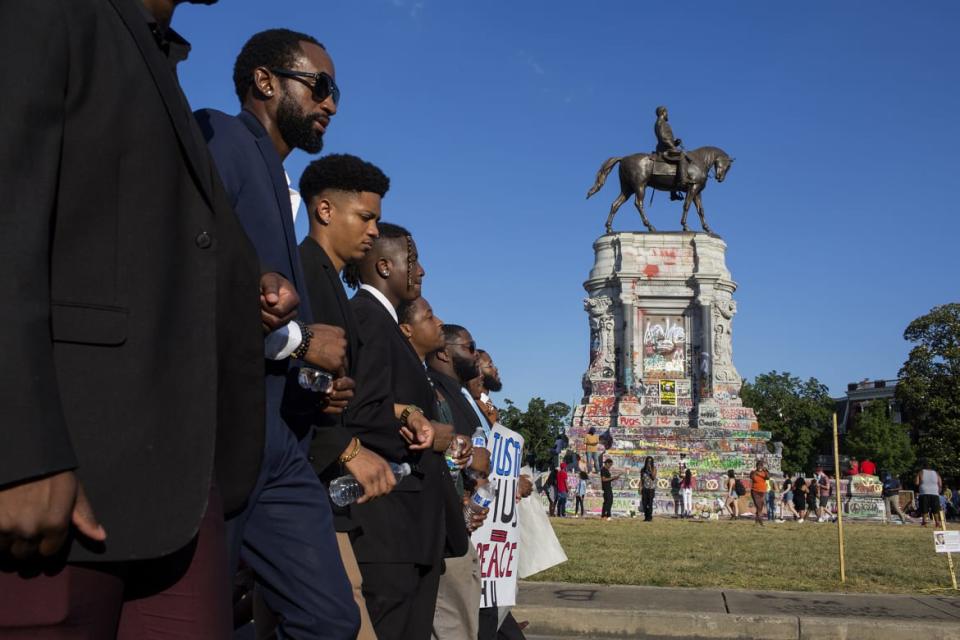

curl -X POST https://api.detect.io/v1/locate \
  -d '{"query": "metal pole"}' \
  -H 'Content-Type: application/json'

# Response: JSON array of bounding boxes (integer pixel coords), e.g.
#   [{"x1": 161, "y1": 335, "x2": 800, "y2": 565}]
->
[
  {"x1": 832, "y1": 413, "x2": 846, "y2": 583},
  {"x1": 941, "y1": 515, "x2": 958, "y2": 590}
]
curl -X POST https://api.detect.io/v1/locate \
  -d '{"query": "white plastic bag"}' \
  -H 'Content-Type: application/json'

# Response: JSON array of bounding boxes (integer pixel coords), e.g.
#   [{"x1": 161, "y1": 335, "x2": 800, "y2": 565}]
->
[{"x1": 517, "y1": 466, "x2": 567, "y2": 578}]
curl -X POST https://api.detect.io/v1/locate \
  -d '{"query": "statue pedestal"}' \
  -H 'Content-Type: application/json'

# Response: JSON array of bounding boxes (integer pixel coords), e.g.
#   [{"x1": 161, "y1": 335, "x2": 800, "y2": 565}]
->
[{"x1": 570, "y1": 232, "x2": 780, "y2": 517}]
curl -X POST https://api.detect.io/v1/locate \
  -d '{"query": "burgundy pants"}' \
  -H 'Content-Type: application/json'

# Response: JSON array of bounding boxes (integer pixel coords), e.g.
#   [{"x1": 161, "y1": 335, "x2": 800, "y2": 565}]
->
[{"x1": 0, "y1": 488, "x2": 230, "y2": 639}]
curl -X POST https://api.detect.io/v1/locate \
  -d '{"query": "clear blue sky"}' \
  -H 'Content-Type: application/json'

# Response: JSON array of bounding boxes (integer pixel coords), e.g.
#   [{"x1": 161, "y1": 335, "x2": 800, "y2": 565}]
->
[{"x1": 176, "y1": 1, "x2": 960, "y2": 411}]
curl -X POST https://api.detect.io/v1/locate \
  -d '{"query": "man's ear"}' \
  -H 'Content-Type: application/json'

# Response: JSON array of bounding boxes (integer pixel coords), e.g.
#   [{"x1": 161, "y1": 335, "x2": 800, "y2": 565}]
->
[
  {"x1": 376, "y1": 257, "x2": 392, "y2": 279},
  {"x1": 435, "y1": 346, "x2": 451, "y2": 363},
  {"x1": 399, "y1": 323, "x2": 413, "y2": 340},
  {"x1": 253, "y1": 67, "x2": 277, "y2": 99},
  {"x1": 312, "y1": 197, "x2": 334, "y2": 226}
]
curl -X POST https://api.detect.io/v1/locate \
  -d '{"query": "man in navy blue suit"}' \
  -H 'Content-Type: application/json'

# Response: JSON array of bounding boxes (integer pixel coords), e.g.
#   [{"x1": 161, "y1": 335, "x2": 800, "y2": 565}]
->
[{"x1": 195, "y1": 29, "x2": 397, "y2": 638}]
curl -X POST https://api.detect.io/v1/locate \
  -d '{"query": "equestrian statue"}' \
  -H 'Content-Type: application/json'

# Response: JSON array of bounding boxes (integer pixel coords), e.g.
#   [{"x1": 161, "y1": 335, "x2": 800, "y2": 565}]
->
[{"x1": 586, "y1": 106, "x2": 734, "y2": 234}]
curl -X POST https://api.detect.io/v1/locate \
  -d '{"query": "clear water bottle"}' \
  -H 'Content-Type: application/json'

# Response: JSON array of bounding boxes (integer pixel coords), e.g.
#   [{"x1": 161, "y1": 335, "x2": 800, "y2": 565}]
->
[
  {"x1": 463, "y1": 484, "x2": 495, "y2": 523},
  {"x1": 465, "y1": 425, "x2": 487, "y2": 475},
  {"x1": 471, "y1": 425, "x2": 487, "y2": 449},
  {"x1": 445, "y1": 438, "x2": 465, "y2": 477},
  {"x1": 329, "y1": 462, "x2": 411, "y2": 507}
]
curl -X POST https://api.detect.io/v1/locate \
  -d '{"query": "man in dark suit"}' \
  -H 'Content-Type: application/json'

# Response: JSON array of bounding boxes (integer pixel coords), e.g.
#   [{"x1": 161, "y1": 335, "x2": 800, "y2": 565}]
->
[
  {"x1": 344, "y1": 224, "x2": 468, "y2": 640},
  {"x1": 297, "y1": 153, "x2": 401, "y2": 639},
  {"x1": 194, "y1": 29, "x2": 359, "y2": 639},
  {"x1": 0, "y1": 0, "x2": 282, "y2": 637},
  {"x1": 425, "y1": 325, "x2": 493, "y2": 640}
]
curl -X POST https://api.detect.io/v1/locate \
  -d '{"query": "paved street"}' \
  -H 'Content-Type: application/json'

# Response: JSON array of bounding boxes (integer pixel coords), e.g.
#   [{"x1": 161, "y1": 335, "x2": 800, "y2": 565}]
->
[{"x1": 514, "y1": 580, "x2": 960, "y2": 639}]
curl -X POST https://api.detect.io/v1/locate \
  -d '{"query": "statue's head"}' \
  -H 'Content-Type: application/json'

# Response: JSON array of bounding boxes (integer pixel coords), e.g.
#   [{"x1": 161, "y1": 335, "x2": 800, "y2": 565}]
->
[{"x1": 655, "y1": 105, "x2": 668, "y2": 118}]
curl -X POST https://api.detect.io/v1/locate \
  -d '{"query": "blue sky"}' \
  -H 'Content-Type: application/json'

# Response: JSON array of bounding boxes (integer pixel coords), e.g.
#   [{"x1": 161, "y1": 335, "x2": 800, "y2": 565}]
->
[{"x1": 176, "y1": 1, "x2": 959, "y2": 411}]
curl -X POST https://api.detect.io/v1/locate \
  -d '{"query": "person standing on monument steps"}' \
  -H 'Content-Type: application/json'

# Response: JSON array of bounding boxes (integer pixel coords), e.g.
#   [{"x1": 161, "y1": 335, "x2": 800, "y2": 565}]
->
[{"x1": 584, "y1": 427, "x2": 601, "y2": 474}]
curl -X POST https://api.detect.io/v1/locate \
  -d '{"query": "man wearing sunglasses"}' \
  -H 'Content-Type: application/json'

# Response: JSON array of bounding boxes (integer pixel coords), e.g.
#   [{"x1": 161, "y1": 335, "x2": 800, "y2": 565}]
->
[{"x1": 194, "y1": 29, "x2": 358, "y2": 639}]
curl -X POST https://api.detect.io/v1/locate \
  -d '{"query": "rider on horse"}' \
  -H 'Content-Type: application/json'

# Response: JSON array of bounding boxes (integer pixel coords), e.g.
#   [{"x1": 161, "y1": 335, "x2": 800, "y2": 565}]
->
[{"x1": 654, "y1": 106, "x2": 689, "y2": 201}]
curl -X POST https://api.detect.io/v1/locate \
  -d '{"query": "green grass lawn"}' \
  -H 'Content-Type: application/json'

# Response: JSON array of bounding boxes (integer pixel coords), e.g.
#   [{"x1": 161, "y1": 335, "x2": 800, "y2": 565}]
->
[{"x1": 528, "y1": 516, "x2": 960, "y2": 595}]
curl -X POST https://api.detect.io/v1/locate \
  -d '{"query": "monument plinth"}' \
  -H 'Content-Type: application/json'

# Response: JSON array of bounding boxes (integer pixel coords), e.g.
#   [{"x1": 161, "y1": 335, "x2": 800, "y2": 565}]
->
[{"x1": 570, "y1": 231, "x2": 781, "y2": 517}]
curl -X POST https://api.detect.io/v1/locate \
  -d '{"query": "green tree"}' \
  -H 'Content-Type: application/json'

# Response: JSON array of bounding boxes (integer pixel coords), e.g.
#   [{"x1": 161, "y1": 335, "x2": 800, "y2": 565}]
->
[
  {"x1": 499, "y1": 397, "x2": 570, "y2": 470},
  {"x1": 845, "y1": 400, "x2": 915, "y2": 476},
  {"x1": 740, "y1": 371, "x2": 834, "y2": 474},
  {"x1": 896, "y1": 303, "x2": 960, "y2": 477}
]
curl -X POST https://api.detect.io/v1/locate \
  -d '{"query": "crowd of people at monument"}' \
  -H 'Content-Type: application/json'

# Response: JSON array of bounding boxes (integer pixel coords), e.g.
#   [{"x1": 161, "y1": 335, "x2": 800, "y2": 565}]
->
[
  {"x1": 0, "y1": 5, "x2": 549, "y2": 639},
  {"x1": 541, "y1": 434, "x2": 958, "y2": 527}
]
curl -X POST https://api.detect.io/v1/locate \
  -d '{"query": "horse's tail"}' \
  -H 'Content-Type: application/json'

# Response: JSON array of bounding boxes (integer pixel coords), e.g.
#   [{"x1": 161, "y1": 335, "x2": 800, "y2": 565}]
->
[{"x1": 586, "y1": 156, "x2": 622, "y2": 199}]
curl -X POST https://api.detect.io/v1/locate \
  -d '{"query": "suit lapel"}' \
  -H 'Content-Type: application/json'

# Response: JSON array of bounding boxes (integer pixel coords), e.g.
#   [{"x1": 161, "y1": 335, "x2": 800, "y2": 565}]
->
[
  {"x1": 105, "y1": 0, "x2": 215, "y2": 209},
  {"x1": 240, "y1": 111, "x2": 304, "y2": 290}
]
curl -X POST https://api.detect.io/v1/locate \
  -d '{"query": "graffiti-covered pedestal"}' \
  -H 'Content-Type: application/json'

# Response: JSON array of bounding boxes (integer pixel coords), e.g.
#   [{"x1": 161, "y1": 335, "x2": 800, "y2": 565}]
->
[{"x1": 570, "y1": 232, "x2": 781, "y2": 516}]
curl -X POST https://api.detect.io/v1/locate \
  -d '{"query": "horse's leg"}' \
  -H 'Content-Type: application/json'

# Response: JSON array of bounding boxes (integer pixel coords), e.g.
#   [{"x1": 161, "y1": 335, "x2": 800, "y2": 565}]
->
[
  {"x1": 681, "y1": 187, "x2": 695, "y2": 232},
  {"x1": 694, "y1": 188, "x2": 712, "y2": 234},
  {"x1": 605, "y1": 192, "x2": 628, "y2": 233},
  {"x1": 633, "y1": 188, "x2": 656, "y2": 232}
]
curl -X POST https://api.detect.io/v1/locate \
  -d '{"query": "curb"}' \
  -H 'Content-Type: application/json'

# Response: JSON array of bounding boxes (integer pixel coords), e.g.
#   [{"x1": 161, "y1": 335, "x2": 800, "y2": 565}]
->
[{"x1": 512, "y1": 605, "x2": 960, "y2": 640}]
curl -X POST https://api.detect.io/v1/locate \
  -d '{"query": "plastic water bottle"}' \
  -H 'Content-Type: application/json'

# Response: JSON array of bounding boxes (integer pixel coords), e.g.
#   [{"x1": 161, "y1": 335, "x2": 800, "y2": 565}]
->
[
  {"x1": 463, "y1": 484, "x2": 495, "y2": 523},
  {"x1": 471, "y1": 425, "x2": 487, "y2": 449},
  {"x1": 445, "y1": 438, "x2": 465, "y2": 476},
  {"x1": 465, "y1": 425, "x2": 488, "y2": 475},
  {"x1": 328, "y1": 462, "x2": 411, "y2": 507}
]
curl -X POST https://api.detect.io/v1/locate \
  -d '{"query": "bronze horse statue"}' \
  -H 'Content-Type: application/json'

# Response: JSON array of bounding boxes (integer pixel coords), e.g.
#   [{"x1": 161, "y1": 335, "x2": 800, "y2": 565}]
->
[{"x1": 586, "y1": 146, "x2": 734, "y2": 234}]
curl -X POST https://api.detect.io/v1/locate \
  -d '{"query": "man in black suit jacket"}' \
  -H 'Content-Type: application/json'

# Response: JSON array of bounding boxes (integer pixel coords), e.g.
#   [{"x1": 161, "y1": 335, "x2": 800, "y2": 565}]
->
[
  {"x1": 425, "y1": 324, "x2": 494, "y2": 640},
  {"x1": 195, "y1": 29, "x2": 360, "y2": 639},
  {"x1": 344, "y1": 224, "x2": 467, "y2": 640},
  {"x1": 0, "y1": 0, "x2": 280, "y2": 636},
  {"x1": 297, "y1": 153, "x2": 401, "y2": 639}
]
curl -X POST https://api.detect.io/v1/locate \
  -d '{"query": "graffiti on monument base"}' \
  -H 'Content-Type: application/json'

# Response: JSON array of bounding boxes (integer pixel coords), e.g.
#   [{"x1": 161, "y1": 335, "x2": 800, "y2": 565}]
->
[
  {"x1": 584, "y1": 395, "x2": 615, "y2": 417},
  {"x1": 845, "y1": 497, "x2": 884, "y2": 519},
  {"x1": 848, "y1": 474, "x2": 883, "y2": 497}
]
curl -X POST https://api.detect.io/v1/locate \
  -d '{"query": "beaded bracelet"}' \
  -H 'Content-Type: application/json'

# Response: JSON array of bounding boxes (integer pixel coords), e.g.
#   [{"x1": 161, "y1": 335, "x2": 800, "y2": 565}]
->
[{"x1": 291, "y1": 321, "x2": 312, "y2": 360}]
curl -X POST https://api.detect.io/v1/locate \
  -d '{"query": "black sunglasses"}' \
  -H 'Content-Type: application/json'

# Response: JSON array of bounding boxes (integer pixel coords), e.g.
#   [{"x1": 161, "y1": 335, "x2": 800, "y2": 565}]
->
[
  {"x1": 446, "y1": 340, "x2": 477, "y2": 354},
  {"x1": 269, "y1": 68, "x2": 340, "y2": 105}
]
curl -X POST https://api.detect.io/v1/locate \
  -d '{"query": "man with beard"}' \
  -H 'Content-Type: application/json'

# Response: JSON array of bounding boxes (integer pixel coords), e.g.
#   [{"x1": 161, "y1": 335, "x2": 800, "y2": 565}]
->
[
  {"x1": 476, "y1": 349, "x2": 503, "y2": 423},
  {"x1": 0, "y1": 0, "x2": 284, "y2": 637},
  {"x1": 297, "y1": 153, "x2": 403, "y2": 640},
  {"x1": 344, "y1": 225, "x2": 467, "y2": 640},
  {"x1": 467, "y1": 350, "x2": 533, "y2": 640},
  {"x1": 424, "y1": 326, "x2": 494, "y2": 640},
  {"x1": 194, "y1": 30, "x2": 359, "y2": 639}
]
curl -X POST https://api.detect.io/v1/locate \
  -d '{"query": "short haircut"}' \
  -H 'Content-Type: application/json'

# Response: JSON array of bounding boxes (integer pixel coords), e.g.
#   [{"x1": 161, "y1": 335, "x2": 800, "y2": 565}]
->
[
  {"x1": 342, "y1": 222, "x2": 411, "y2": 289},
  {"x1": 299, "y1": 154, "x2": 390, "y2": 204},
  {"x1": 397, "y1": 298, "x2": 417, "y2": 325},
  {"x1": 441, "y1": 324, "x2": 468, "y2": 342},
  {"x1": 233, "y1": 29, "x2": 323, "y2": 103}
]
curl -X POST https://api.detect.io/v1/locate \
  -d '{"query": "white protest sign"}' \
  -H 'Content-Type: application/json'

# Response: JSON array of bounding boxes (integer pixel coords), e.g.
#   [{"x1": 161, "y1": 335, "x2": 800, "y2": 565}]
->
[
  {"x1": 934, "y1": 530, "x2": 960, "y2": 553},
  {"x1": 471, "y1": 423, "x2": 524, "y2": 609}
]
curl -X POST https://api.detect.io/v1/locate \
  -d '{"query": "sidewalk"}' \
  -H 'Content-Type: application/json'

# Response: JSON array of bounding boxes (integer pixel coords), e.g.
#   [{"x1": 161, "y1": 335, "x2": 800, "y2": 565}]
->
[{"x1": 514, "y1": 580, "x2": 960, "y2": 639}]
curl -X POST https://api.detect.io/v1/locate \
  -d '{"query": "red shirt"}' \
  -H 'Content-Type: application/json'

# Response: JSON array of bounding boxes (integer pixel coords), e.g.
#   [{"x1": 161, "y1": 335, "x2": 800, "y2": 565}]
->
[{"x1": 860, "y1": 460, "x2": 876, "y2": 476}]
